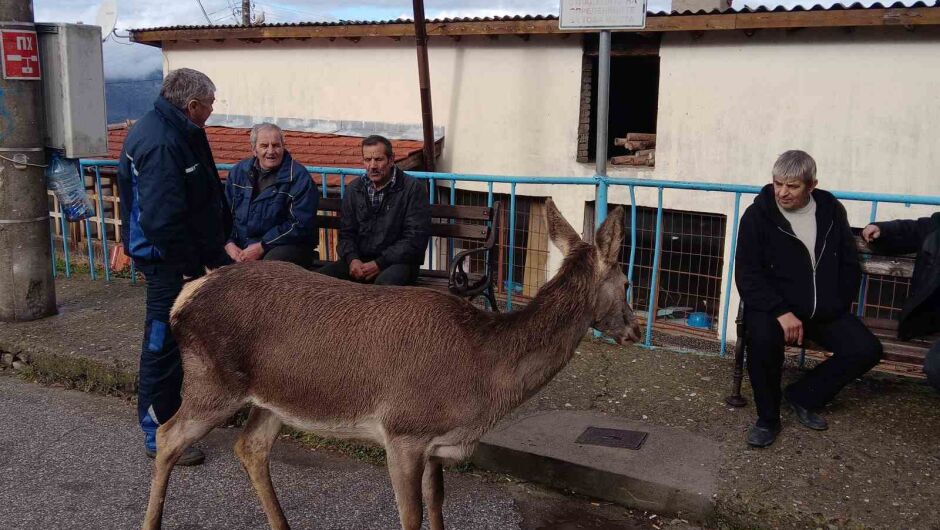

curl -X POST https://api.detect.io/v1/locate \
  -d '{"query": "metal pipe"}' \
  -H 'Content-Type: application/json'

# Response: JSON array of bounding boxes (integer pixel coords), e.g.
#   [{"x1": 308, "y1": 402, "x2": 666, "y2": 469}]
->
[
  {"x1": 92, "y1": 166, "x2": 111, "y2": 281},
  {"x1": 644, "y1": 188, "x2": 665, "y2": 348},
  {"x1": 507, "y1": 183, "x2": 518, "y2": 310},
  {"x1": 428, "y1": 177, "x2": 436, "y2": 270},
  {"x1": 627, "y1": 185, "x2": 637, "y2": 301},
  {"x1": 58, "y1": 204, "x2": 71, "y2": 278},
  {"x1": 593, "y1": 31, "x2": 611, "y2": 228},
  {"x1": 857, "y1": 200, "x2": 880, "y2": 317},
  {"x1": 719, "y1": 192, "x2": 742, "y2": 356},
  {"x1": 84, "y1": 217, "x2": 96, "y2": 280},
  {"x1": 413, "y1": 0, "x2": 436, "y2": 172}
]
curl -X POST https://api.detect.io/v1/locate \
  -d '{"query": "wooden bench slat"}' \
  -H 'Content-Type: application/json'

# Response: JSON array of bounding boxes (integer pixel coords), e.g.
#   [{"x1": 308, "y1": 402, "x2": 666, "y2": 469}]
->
[
  {"x1": 431, "y1": 224, "x2": 488, "y2": 240},
  {"x1": 859, "y1": 254, "x2": 915, "y2": 277},
  {"x1": 318, "y1": 198, "x2": 493, "y2": 221}
]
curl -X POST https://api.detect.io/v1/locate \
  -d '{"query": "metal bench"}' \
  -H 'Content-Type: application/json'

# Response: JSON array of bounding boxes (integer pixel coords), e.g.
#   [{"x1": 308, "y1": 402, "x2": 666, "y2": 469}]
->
[
  {"x1": 726, "y1": 234, "x2": 935, "y2": 407},
  {"x1": 314, "y1": 197, "x2": 502, "y2": 311}
]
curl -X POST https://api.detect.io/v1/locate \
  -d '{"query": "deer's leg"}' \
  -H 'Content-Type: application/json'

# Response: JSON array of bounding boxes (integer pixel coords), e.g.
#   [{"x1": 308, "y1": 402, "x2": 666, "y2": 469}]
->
[
  {"x1": 142, "y1": 405, "x2": 220, "y2": 530},
  {"x1": 385, "y1": 439, "x2": 427, "y2": 530},
  {"x1": 234, "y1": 407, "x2": 289, "y2": 530},
  {"x1": 422, "y1": 458, "x2": 445, "y2": 530}
]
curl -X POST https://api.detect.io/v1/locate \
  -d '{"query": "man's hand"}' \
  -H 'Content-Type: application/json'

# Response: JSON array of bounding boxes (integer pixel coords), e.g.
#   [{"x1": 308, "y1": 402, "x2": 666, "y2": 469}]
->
[
  {"x1": 349, "y1": 259, "x2": 365, "y2": 280},
  {"x1": 224, "y1": 242, "x2": 243, "y2": 263},
  {"x1": 241, "y1": 242, "x2": 265, "y2": 262},
  {"x1": 861, "y1": 224, "x2": 881, "y2": 243},
  {"x1": 360, "y1": 261, "x2": 380, "y2": 281},
  {"x1": 776, "y1": 312, "x2": 804, "y2": 345}
]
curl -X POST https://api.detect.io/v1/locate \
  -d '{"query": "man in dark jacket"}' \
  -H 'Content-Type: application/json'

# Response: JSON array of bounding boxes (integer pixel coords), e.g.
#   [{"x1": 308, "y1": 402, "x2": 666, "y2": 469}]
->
[
  {"x1": 225, "y1": 123, "x2": 319, "y2": 268},
  {"x1": 318, "y1": 135, "x2": 431, "y2": 285},
  {"x1": 118, "y1": 68, "x2": 232, "y2": 465},
  {"x1": 735, "y1": 150, "x2": 882, "y2": 448},
  {"x1": 862, "y1": 213, "x2": 940, "y2": 390}
]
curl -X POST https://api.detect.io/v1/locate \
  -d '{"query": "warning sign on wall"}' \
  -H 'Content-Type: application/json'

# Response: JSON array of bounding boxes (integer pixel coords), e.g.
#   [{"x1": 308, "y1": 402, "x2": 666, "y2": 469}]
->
[{"x1": 1, "y1": 30, "x2": 41, "y2": 80}]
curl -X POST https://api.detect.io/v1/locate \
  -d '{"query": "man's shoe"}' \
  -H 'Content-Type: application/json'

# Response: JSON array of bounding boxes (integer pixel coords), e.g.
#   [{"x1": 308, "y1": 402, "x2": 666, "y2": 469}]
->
[
  {"x1": 785, "y1": 395, "x2": 828, "y2": 431},
  {"x1": 746, "y1": 424, "x2": 781, "y2": 448},
  {"x1": 145, "y1": 446, "x2": 206, "y2": 466}
]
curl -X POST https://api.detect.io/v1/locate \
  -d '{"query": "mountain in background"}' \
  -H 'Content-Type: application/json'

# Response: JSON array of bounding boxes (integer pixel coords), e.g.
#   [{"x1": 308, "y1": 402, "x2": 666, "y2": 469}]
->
[{"x1": 105, "y1": 72, "x2": 161, "y2": 124}]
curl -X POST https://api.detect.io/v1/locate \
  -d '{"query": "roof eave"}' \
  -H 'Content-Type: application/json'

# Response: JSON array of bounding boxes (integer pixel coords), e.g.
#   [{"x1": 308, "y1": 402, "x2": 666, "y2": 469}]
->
[{"x1": 130, "y1": 7, "x2": 940, "y2": 47}]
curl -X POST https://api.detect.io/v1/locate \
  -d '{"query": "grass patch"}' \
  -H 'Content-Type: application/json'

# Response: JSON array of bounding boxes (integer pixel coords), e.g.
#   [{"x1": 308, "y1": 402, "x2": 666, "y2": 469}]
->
[{"x1": 20, "y1": 352, "x2": 136, "y2": 397}]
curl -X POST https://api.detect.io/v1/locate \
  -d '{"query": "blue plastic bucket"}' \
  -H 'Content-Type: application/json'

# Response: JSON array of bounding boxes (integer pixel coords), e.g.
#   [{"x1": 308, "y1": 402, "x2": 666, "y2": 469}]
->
[{"x1": 686, "y1": 312, "x2": 712, "y2": 329}]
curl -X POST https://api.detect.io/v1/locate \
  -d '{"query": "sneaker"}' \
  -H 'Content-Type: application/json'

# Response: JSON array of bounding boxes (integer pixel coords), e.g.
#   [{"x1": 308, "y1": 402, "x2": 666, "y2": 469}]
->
[
  {"x1": 746, "y1": 423, "x2": 781, "y2": 448},
  {"x1": 145, "y1": 445, "x2": 206, "y2": 466},
  {"x1": 784, "y1": 391, "x2": 828, "y2": 431}
]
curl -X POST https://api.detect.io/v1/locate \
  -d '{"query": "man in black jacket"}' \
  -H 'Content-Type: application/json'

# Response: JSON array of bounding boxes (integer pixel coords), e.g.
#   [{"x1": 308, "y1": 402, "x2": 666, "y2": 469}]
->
[
  {"x1": 118, "y1": 68, "x2": 232, "y2": 465},
  {"x1": 318, "y1": 135, "x2": 431, "y2": 285},
  {"x1": 735, "y1": 150, "x2": 882, "y2": 448},
  {"x1": 862, "y1": 213, "x2": 940, "y2": 390}
]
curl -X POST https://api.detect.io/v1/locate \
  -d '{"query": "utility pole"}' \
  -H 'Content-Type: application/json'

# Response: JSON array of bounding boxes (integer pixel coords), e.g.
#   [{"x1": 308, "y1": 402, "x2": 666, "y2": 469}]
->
[
  {"x1": 412, "y1": 0, "x2": 435, "y2": 172},
  {"x1": 242, "y1": 0, "x2": 251, "y2": 26},
  {"x1": 0, "y1": 0, "x2": 56, "y2": 321}
]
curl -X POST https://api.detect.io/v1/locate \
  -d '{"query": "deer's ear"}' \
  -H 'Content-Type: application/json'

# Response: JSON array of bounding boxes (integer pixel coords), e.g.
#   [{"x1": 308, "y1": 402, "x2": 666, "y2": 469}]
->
[
  {"x1": 546, "y1": 198, "x2": 581, "y2": 256},
  {"x1": 595, "y1": 206, "x2": 624, "y2": 266}
]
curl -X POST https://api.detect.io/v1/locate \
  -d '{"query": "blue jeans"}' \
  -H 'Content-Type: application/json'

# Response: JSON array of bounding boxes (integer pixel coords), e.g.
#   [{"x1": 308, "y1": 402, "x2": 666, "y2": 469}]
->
[{"x1": 136, "y1": 263, "x2": 185, "y2": 451}]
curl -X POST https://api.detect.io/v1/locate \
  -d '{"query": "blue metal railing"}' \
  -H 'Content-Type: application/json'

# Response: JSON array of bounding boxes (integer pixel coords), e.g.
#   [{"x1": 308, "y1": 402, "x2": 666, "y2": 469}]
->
[{"x1": 65, "y1": 159, "x2": 940, "y2": 356}]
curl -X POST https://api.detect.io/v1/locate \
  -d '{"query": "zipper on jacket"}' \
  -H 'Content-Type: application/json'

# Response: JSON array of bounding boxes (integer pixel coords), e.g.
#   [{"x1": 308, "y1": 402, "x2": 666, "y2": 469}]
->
[{"x1": 776, "y1": 219, "x2": 833, "y2": 319}]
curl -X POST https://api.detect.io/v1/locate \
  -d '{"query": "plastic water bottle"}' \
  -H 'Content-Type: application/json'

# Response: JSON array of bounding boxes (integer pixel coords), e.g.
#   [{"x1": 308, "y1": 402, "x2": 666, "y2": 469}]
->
[{"x1": 46, "y1": 152, "x2": 92, "y2": 222}]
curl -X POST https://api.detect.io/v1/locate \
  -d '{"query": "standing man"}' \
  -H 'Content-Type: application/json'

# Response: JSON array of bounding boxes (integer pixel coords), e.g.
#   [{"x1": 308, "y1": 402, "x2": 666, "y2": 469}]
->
[
  {"x1": 318, "y1": 135, "x2": 431, "y2": 285},
  {"x1": 862, "y1": 213, "x2": 940, "y2": 391},
  {"x1": 225, "y1": 123, "x2": 319, "y2": 268},
  {"x1": 735, "y1": 150, "x2": 882, "y2": 448},
  {"x1": 118, "y1": 68, "x2": 232, "y2": 465}
]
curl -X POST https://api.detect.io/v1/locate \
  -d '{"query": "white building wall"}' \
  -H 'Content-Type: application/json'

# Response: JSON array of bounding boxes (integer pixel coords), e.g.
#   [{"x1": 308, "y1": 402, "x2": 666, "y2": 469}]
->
[{"x1": 163, "y1": 27, "x2": 940, "y2": 339}]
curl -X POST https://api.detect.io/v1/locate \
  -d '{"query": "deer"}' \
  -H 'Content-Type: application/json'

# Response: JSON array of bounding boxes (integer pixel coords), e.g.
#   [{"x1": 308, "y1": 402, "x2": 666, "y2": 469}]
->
[{"x1": 142, "y1": 199, "x2": 640, "y2": 530}]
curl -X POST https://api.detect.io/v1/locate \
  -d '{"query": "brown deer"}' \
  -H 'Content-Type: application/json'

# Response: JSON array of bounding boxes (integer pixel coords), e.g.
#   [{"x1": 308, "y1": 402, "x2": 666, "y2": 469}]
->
[{"x1": 142, "y1": 199, "x2": 640, "y2": 530}]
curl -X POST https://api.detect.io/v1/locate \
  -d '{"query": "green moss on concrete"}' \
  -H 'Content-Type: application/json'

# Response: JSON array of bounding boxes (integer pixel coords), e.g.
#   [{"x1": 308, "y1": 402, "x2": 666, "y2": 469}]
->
[{"x1": 20, "y1": 353, "x2": 136, "y2": 397}]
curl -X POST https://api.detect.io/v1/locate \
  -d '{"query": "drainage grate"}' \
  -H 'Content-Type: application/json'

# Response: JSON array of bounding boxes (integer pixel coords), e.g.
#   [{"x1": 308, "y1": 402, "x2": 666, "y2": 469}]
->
[{"x1": 575, "y1": 427, "x2": 648, "y2": 450}]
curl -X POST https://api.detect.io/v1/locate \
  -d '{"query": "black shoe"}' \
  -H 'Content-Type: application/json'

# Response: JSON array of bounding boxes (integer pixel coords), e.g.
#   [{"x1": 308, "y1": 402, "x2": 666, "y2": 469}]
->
[
  {"x1": 746, "y1": 423, "x2": 781, "y2": 448},
  {"x1": 785, "y1": 394, "x2": 828, "y2": 431},
  {"x1": 145, "y1": 446, "x2": 206, "y2": 466}
]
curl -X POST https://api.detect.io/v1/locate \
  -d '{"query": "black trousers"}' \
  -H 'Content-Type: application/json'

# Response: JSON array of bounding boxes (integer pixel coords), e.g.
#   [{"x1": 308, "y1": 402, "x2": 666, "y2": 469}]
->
[
  {"x1": 745, "y1": 310, "x2": 883, "y2": 428},
  {"x1": 317, "y1": 259, "x2": 419, "y2": 286},
  {"x1": 136, "y1": 263, "x2": 185, "y2": 450},
  {"x1": 263, "y1": 243, "x2": 314, "y2": 269},
  {"x1": 925, "y1": 340, "x2": 940, "y2": 391}
]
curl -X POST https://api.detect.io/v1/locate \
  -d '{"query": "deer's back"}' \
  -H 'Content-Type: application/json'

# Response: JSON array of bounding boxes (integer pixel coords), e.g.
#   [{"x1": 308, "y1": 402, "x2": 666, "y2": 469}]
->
[{"x1": 171, "y1": 261, "x2": 499, "y2": 438}]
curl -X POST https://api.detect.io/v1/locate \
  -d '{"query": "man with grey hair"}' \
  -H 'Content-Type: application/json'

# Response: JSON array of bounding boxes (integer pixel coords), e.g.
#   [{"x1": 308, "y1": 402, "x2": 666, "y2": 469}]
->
[
  {"x1": 735, "y1": 150, "x2": 882, "y2": 448},
  {"x1": 224, "y1": 123, "x2": 319, "y2": 267},
  {"x1": 118, "y1": 67, "x2": 232, "y2": 466}
]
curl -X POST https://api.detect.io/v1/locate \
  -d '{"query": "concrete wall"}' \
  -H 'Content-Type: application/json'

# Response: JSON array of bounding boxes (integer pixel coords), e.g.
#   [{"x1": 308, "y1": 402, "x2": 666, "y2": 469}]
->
[{"x1": 163, "y1": 27, "x2": 940, "y2": 338}]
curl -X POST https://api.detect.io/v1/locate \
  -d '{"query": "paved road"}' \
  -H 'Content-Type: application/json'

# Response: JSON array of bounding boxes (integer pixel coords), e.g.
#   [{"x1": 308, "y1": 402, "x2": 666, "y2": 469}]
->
[{"x1": 0, "y1": 375, "x2": 651, "y2": 530}]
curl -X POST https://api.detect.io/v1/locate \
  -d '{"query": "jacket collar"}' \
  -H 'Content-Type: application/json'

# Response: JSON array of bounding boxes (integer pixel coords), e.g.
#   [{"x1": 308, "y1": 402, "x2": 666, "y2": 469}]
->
[
  {"x1": 357, "y1": 165, "x2": 404, "y2": 194},
  {"x1": 154, "y1": 96, "x2": 205, "y2": 140},
  {"x1": 251, "y1": 151, "x2": 298, "y2": 184},
  {"x1": 754, "y1": 183, "x2": 837, "y2": 233}
]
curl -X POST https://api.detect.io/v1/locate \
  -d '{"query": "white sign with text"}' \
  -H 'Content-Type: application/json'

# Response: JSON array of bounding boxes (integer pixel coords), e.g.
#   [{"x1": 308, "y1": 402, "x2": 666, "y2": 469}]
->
[{"x1": 559, "y1": 0, "x2": 648, "y2": 30}]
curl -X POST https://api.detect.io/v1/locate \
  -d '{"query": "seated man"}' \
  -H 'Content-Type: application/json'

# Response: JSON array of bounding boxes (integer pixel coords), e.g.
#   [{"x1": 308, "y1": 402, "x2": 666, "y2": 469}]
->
[
  {"x1": 318, "y1": 135, "x2": 431, "y2": 285},
  {"x1": 225, "y1": 123, "x2": 319, "y2": 268},
  {"x1": 862, "y1": 213, "x2": 940, "y2": 391},
  {"x1": 735, "y1": 150, "x2": 882, "y2": 448}
]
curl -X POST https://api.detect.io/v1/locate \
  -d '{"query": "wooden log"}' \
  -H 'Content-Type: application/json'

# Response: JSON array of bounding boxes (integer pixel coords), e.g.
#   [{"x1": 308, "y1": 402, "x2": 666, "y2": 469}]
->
[
  {"x1": 635, "y1": 149, "x2": 655, "y2": 158},
  {"x1": 626, "y1": 140, "x2": 656, "y2": 150},
  {"x1": 859, "y1": 255, "x2": 914, "y2": 277},
  {"x1": 611, "y1": 154, "x2": 654, "y2": 166},
  {"x1": 614, "y1": 138, "x2": 628, "y2": 147},
  {"x1": 626, "y1": 132, "x2": 656, "y2": 142}
]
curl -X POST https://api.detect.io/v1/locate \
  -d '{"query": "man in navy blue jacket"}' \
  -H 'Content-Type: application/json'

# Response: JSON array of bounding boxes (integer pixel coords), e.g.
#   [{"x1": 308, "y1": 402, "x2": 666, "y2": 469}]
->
[
  {"x1": 224, "y1": 123, "x2": 318, "y2": 268},
  {"x1": 118, "y1": 68, "x2": 231, "y2": 465},
  {"x1": 735, "y1": 151, "x2": 882, "y2": 448}
]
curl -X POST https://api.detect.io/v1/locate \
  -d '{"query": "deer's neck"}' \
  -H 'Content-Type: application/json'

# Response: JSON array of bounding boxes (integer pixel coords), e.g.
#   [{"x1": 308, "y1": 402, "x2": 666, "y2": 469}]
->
[{"x1": 491, "y1": 248, "x2": 597, "y2": 408}]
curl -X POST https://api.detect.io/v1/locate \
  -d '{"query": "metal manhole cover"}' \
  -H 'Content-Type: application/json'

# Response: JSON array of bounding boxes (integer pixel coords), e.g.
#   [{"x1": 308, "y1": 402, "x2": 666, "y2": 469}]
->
[{"x1": 575, "y1": 427, "x2": 648, "y2": 450}]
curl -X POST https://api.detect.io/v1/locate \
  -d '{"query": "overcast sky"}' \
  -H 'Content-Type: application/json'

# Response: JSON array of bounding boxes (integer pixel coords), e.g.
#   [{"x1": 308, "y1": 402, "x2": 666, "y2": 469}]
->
[{"x1": 33, "y1": 0, "x2": 890, "y2": 80}]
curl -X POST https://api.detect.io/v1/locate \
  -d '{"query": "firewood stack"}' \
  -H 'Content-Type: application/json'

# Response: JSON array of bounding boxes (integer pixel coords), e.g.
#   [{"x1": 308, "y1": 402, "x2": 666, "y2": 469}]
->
[{"x1": 611, "y1": 132, "x2": 656, "y2": 166}]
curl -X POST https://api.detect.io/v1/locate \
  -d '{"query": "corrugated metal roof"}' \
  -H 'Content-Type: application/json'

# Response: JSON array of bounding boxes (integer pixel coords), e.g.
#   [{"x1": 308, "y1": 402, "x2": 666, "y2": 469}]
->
[{"x1": 132, "y1": 2, "x2": 940, "y2": 32}]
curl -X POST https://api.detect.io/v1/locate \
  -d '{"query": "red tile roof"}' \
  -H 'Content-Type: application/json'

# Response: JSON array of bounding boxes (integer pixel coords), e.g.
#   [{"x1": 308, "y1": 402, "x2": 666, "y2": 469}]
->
[{"x1": 106, "y1": 122, "x2": 437, "y2": 186}]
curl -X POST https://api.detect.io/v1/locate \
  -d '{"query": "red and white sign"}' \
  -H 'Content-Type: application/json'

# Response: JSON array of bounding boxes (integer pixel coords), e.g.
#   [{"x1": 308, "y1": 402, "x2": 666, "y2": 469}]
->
[{"x1": 1, "y1": 30, "x2": 41, "y2": 80}]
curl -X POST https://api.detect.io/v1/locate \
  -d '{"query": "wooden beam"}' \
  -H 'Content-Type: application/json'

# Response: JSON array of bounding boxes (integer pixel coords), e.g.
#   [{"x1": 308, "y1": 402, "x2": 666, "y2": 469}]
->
[{"x1": 131, "y1": 8, "x2": 940, "y2": 46}]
